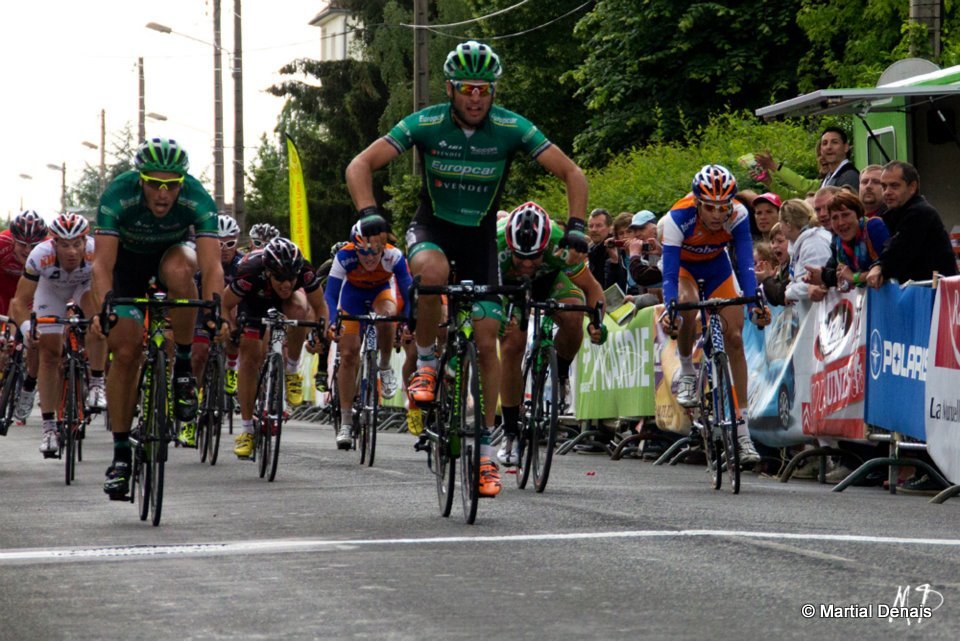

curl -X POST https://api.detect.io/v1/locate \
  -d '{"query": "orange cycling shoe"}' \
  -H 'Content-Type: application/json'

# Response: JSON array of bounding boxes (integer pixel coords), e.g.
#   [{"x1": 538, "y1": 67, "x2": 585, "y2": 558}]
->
[
  {"x1": 407, "y1": 365, "x2": 438, "y2": 405},
  {"x1": 478, "y1": 457, "x2": 502, "y2": 497}
]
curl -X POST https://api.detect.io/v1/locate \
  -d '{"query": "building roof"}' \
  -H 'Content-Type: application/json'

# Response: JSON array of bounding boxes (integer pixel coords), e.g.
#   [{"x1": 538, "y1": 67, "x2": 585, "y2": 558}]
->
[{"x1": 309, "y1": 1, "x2": 352, "y2": 27}]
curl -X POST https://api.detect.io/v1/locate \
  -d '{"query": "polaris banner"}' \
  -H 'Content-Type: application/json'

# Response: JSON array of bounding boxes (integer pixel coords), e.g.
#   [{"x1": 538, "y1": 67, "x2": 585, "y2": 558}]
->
[
  {"x1": 865, "y1": 283, "x2": 934, "y2": 440},
  {"x1": 925, "y1": 275, "x2": 960, "y2": 484}
]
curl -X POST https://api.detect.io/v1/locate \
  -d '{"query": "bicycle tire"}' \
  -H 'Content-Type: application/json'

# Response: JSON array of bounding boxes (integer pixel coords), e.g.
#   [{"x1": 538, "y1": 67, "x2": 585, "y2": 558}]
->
[
  {"x1": 267, "y1": 352, "x2": 284, "y2": 482},
  {"x1": 532, "y1": 345, "x2": 559, "y2": 493},
  {"x1": 254, "y1": 362, "x2": 270, "y2": 478},
  {"x1": 714, "y1": 352, "x2": 740, "y2": 495},
  {"x1": 697, "y1": 366, "x2": 722, "y2": 490},
  {"x1": 458, "y1": 342, "x2": 483, "y2": 525},
  {"x1": 63, "y1": 364, "x2": 79, "y2": 485},
  {"x1": 431, "y1": 353, "x2": 456, "y2": 517},
  {"x1": 150, "y1": 350, "x2": 168, "y2": 526},
  {"x1": 0, "y1": 352, "x2": 22, "y2": 432},
  {"x1": 134, "y1": 360, "x2": 151, "y2": 521},
  {"x1": 515, "y1": 357, "x2": 534, "y2": 490},
  {"x1": 201, "y1": 349, "x2": 225, "y2": 466},
  {"x1": 361, "y1": 349, "x2": 378, "y2": 467}
]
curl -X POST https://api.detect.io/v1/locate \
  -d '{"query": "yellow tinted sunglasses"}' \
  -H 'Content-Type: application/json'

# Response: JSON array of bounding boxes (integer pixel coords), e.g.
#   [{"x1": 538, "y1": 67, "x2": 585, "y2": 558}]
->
[{"x1": 140, "y1": 172, "x2": 185, "y2": 190}]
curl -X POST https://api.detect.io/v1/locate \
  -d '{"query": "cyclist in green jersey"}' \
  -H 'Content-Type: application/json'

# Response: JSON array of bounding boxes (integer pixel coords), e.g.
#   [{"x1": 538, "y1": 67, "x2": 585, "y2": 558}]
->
[
  {"x1": 497, "y1": 202, "x2": 606, "y2": 465},
  {"x1": 91, "y1": 138, "x2": 227, "y2": 500},
  {"x1": 346, "y1": 40, "x2": 588, "y2": 497}
]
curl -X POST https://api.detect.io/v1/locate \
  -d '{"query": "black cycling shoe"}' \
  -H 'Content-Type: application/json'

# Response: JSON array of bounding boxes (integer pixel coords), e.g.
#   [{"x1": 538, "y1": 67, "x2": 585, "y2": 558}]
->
[
  {"x1": 173, "y1": 374, "x2": 199, "y2": 422},
  {"x1": 104, "y1": 461, "x2": 131, "y2": 500}
]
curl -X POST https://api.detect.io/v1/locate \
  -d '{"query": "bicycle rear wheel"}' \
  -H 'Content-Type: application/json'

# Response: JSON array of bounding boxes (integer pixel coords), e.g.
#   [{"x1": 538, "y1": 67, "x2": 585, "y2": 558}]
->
[
  {"x1": 713, "y1": 352, "x2": 740, "y2": 495},
  {"x1": 532, "y1": 345, "x2": 559, "y2": 493},
  {"x1": 360, "y1": 350, "x2": 379, "y2": 467},
  {"x1": 458, "y1": 342, "x2": 483, "y2": 525},
  {"x1": 0, "y1": 352, "x2": 22, "y2": 433},
  {"x1": 201, "y1": 350, "x2": 225, "y2": 466},
  {"x1": 431, "y1": 354, "x2": 455, "y2": 517},
  {"x1": 515, "y1": 357, "x2": 534, "y2": 490}
]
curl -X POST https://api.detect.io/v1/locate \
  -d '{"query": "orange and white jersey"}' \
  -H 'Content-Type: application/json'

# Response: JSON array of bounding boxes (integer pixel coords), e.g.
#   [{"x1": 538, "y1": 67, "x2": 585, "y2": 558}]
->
[
  {"x1": 660, "y1": 195, "x2": 750, "y2": 263},
  {"x1": 23, "y1": 237, "x2": 95, "y2": 289},
  {"x1": 329, "y1": 243, "x2": 407, "y2": 289}
]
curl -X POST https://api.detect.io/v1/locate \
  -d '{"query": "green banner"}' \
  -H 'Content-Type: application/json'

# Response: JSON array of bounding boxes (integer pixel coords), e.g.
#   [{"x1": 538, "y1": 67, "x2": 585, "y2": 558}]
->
[{"x1": 574, "y1": 306, "x2": 656, "y2": 419}]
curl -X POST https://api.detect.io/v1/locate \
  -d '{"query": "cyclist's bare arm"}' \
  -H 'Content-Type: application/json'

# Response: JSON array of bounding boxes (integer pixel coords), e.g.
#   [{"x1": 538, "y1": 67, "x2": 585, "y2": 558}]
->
[
  {"x1": 534, "y1": 145, "x2": 588, "y2": 224},
  {"x1": 91, "y1": 233, "x2": 119, "y2": 313},
  {"x1": 306, "y1": 287, "x2": 328, "y2": 324},
  {"x1": 570, "y1": 268, "x2": 604, "y2": 315},
  {"x1": 345, "y1": 138, "x2": 402, "y2": 210},
  {"x1": 221, "y1": 287, "x2": 243, "y2": 330},
  {"x1": 196, "y1": 236, "x2": 225, "y2": 301},
  {"x1": 8, "y1": 276, "x2": 38, "y2": 328}
]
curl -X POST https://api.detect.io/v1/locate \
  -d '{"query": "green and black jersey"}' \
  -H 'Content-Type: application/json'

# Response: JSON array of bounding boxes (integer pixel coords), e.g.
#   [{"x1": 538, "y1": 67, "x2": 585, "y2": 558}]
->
[
  {"x1": 95, "y1": 170, "x2": 218, "y2": 254},
  {"x1": 385, "y1": 104, "x2": 551, "y2": 227}
]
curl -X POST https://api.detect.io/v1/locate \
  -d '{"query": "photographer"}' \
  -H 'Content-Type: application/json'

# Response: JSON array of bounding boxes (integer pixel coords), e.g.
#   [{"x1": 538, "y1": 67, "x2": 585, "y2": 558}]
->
[{"x1": 624, "y1": 210, "x2": 662, "y2": 307}]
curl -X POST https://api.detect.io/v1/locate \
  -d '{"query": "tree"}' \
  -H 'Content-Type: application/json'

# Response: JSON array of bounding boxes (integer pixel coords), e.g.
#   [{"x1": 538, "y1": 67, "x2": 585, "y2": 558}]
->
[{"x1": 568, "y1": 0, "x2": 809, "y2": 165}]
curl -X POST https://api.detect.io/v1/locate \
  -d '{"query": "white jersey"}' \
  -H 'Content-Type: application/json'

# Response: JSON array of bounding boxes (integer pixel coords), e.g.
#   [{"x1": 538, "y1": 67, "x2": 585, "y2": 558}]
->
[{"x1": 23, "y1": 237, "x2": 95, "y2": 289}]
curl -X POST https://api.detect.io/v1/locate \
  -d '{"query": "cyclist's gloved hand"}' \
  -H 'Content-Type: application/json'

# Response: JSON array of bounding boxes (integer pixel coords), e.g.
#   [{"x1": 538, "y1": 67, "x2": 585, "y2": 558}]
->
[
  {"x1": 559, "y1": 217, "x2": 589, "y2": 254},
  {"x1": 357, "y1": 206, "x2": 389, "y2": 238},
  {"x1": 587, "y1": 321, "x2": 608, "y2": 345},
  {"x1": 751, "y1": 304, "x2": 772, "y2": 328}
]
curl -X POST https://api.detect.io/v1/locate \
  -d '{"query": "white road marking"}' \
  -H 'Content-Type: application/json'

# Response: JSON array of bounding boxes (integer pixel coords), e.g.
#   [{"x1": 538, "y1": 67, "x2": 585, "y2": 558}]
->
[{"x1": 2, "y1": 528, "x2": 959, "y2": 565}]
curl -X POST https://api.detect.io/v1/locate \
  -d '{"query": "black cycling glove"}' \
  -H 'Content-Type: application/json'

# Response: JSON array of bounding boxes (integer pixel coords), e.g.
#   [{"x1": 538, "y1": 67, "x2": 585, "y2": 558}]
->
[{"x1": 559, "y1": 217, "x2": 589, "y2": 254}]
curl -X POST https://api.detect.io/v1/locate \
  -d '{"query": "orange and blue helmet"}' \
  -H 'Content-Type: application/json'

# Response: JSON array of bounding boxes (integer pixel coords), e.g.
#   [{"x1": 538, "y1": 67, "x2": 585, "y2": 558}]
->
[{"x1": 691, "y1": 164, "x2": 737, "y2": 203}]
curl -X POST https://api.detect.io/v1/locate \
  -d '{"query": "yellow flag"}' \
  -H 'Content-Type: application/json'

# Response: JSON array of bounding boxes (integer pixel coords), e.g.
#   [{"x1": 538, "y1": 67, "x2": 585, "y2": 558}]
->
[{"x1": 286, "y1": 134, "x2": 311, "y2": 261}]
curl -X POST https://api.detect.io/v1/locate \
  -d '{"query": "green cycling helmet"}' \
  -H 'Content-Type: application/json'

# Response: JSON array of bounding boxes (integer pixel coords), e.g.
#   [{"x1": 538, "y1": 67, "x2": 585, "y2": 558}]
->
[
  {"x1": 443, "y1": 40, "x2": 502, "y2": 82},
  {"x1": 134, "y1": 137, "x2": 189, "y2": 175}
]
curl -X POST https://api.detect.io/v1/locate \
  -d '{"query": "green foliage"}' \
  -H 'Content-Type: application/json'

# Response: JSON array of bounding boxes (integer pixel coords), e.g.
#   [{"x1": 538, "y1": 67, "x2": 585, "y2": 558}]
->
[
  {"x1": 530, "y1": 111, "x2": 821, "y2": 218},
  {"x1": 383, "y1": 174, "x2": 422, "y2": 248},
  {"x1": 568, "y1": 0, "x2": 809, "y2": 165}
]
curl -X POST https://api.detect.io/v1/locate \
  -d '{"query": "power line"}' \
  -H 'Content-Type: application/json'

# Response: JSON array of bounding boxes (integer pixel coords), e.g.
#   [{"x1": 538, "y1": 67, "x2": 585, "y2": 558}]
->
[
  {"x1": 399, "y1": 0, "x2": 532, "y2": 29},
  {"x1": 424, "y1": 1, "x2": 593, "y2": 41}
]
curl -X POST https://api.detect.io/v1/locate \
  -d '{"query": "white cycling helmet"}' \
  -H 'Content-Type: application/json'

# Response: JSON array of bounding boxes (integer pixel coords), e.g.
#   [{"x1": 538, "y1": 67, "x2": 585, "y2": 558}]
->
[
  {"x1": 49, "y1": 213, "x2": 90, "y2": 240},
  {"x1": 218, "y1": 214, "x2": 241, "y2": 238}
]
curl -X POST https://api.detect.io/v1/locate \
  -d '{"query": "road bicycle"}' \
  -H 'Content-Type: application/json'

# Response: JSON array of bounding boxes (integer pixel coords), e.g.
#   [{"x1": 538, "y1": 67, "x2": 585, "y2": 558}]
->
[
  {"x1": 240, "y1": 309, "x2": 322, "y2": 481},
  {"x1": 196, "y1": 335, "x2": 230, "y2": 465},
  {"x1": 104, "y1": 290, "x2": 219, "y2": 526},
  {"x1": 0, "y1": 316, "x2": 26, "y2": 436},
  {"x1": 516, "y1": 299, "x2": 602, "y2": 493},
  {"x1": 410, "y1": 278, "x2": 529, "y2": 524},
  {"x1": 32, "y1": 305, "x2": 94, "y2": 485},
  {"x1": 333, "y1": 311, "x2": 406, "y2": 467},
  {"x1": 666, "y1": 282, "x2": 763, "y2": 495}
]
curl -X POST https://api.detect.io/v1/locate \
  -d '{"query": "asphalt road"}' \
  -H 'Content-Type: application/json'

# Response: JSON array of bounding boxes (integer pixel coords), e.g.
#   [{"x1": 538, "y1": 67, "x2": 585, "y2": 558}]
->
[{"x1": 1, "y1": 409, "x2": 958, "y2": 641}]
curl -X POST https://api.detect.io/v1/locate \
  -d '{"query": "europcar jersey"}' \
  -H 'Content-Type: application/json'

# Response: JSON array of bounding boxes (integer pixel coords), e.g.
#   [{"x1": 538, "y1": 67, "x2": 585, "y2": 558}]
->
[
  {"x1": 496, "y1": 218, "x2": 586, "y2": 283},
  {"x1": 23, "y1": 237, "x2": 95, "y2": 288},
  {"x1": 660, "y1": 195, "x2": 757, "y2": 305},
  {"x1": 96, "y1": 170, "x2": 218, "y2": 254},
  {"x1": 385, "y1": 104, "x2": 551, "y2": 227}
]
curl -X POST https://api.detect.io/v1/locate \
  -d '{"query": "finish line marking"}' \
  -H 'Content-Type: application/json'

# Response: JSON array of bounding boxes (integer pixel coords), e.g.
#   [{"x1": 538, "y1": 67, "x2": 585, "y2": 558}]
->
[{"x1": 2, "y1": 529, "x2": 959, "y2": 564}]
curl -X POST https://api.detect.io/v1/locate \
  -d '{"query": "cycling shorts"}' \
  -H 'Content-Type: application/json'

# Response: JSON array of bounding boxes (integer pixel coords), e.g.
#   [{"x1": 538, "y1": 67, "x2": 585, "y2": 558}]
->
[
  {"x1": 112, "y1": 243, "x2": 193, "y2": 321},
  {"x1": 678, "y1": 253, "x2": 740, "y2": 300},
  {"x1": 33, "y1": 279, "x2": 92, "y2": 335},
  {"x1": 338, "y1": 281, "x2": 396, "y2": 336},
  {"x1": 405, "y1": 215, "x2": 501, "y2": 321}
]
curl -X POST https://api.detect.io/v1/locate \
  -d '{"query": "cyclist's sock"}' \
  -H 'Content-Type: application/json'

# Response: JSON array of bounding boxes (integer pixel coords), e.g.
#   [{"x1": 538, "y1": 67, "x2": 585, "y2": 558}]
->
[
  {"x1": 501, "y1": 405, "x2": 519, "y2": 438},
  {"x1": 241, "y1": 419, "x2": 255, "y2": 435},
  {"x1": 226, "y1": 355, "x2": 238, "y2": 370},
  {"x1": 174, "y1": 343, "x2": 192, "y2": 376},
  {"x1": 41, "y1": 411, "x2": 55, "y2": 422},
  {"x1": 557, "y1": 356, "x2": 573, "y2": 382},
  {"x1": 481, "y1": 426, "x2": 496, "y2": 460},
  {"x1": 415, "y1": 344, "x2": 436, "y2": 370},
  {"x1": 679, "y1": 354, "x2": 695, "y2": 376},
  {"x1": 22, "y1": 376, "x2": 37, "y2": 392},
  {"x1": 285, "y1": 356, "x2": 299, "y2": 374},
  {"x1": 112, "y1": 432, "x2": 132, "y2": 466}
]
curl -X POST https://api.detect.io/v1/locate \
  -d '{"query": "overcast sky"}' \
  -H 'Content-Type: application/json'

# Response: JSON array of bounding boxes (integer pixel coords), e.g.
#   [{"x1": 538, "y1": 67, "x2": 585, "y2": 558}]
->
[{"x1": 1, "y1": 0, "x2": 323, "y2": 221}]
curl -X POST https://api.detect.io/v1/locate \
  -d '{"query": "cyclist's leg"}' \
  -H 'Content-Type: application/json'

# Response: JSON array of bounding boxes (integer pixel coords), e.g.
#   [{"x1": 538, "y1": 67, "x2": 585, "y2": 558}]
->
[
  {"x1": 372, "y1": 288, "x2": 397, "y2": 368},
  {"x1": 547, "y1": 272, "x2": 587, "y2": 389},
  {"x1": 280, "y1": 290, "x2": 310, "y2": 406},
  {"x1": 16, "y1": 321, "x2": 40, "y2": 421},
  {"x1": 36, "y1": 328, "x2": 64, "y2": 456},
  {"x1": 234, "y1": 321, "x2": 265, "y2": 458},
  {"x1": 497, "y1": 305, "x2": 527, "y2": 465},
  {"x1": 405, "y1": 220, "x2": 450, "y2": 403},
  {"x1": 158, "y1": 243, "x2": 201, "y2": 421},
  {"x1": 79, "y1": 286, "x2": 108, "y2": 405},
  {"x1": 673, "y1": 268, "x2": 702, "y2": 407}
]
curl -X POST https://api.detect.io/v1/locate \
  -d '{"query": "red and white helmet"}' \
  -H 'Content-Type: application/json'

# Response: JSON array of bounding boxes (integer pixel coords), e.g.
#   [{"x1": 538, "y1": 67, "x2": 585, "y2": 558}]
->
[
  {"x1": 505, "y1": 202, "x2": 552, "y2": 258},
  {"x1": 49, "y1": 213, "x2": 90, "y2": 240},
  {"x1": 10, "y1": 210, "x2": 48, "y2": 244}
]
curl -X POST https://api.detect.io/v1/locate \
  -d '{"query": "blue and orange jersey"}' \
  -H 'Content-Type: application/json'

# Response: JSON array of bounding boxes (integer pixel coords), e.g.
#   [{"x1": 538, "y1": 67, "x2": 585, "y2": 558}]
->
[
  {"x1": 324, "y1": 243, "x2": 413, "y2": 323},
  {"x1": 660, "y1": 195, "x2": 757, "y2": 306}
]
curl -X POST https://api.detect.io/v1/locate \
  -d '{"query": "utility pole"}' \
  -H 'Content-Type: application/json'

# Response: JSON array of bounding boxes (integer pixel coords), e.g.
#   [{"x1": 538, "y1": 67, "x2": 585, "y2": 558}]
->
[
  {"x1": 138, "y1": 57, "x2": 146, "y2": 142},
  {"x1": 99, "y1": 109, "x2": 107, "y2": 193},
  {"x1": 909, "y1": 0, "x2": 942, "y2": 59},
  {"x1": 233, "y1": 0, "x2": 246, "y2": 229},
  {"x1": 412, "y1": 0, "x2": 429, "y2": 175},
  {"x1": 213, "y1": 0, "x2": 225, "y2": 210}
]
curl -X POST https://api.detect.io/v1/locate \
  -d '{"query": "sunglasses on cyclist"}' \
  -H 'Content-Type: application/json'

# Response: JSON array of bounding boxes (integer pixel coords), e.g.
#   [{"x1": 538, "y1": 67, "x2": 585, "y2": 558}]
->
[
  {"x1": 220, "y1": 239, "x2": 238, "y2": 249},
  {"x1": 699, "y1": 200, "x2": 733, "y2": 215},
  {"x1": 140, "y1": 173, "x2": 185, "y2": 190},
  {"x1": 267, "y1": 270, "x2": 297, "y2": 283},
  {"x1": 451, "y1": 81, "x2": 495, "y2": 97},
  {"x1": 251, "y1": 238, "x2": 267, "y2": 249},
  {"x1": 14, "y1": 240, "x2": 42, "y2": 250},
  {"x1": 356, "y1": 244, "x2": 382, "y2": 257}
]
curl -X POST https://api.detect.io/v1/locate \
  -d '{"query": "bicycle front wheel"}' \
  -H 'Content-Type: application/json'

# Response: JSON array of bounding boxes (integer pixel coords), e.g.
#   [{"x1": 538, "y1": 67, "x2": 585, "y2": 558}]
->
[
  {"x1": 201, "y1": 350, "x2": 225, "y2": 466},
  {"x1": 431, "y1": 354, "x2": 455, "y2": 517},
  {"x1": 458, "y1": 342, "x2": 483, "y2": 525},
  {"x1": 515, "y1": 356, "x2": 534, "y2": 490},
  {"x1": 360, "y1": 350, "x2": 379, "y2": 467},
  {"x1": 268, "y1": 352, "x2": 285, "y2": 482},
  {"x1": 532, "y1": 345, "x2": 559, "y2": 493},
  {"x1": 696, "y1": 366, "x2": 722, "y2": 491},
  {"x1": 714, "y1": 352, "x2": 740, "y2": 495},
  {"x1": 62, "y1": 363, "x2": 80, "y2": 485},
  {"x1": 149, "y1": 351, "x2": 169, "y2": 526},
  {"x1": 0, "y1": 353, "x2": 23, "y2": 432}
]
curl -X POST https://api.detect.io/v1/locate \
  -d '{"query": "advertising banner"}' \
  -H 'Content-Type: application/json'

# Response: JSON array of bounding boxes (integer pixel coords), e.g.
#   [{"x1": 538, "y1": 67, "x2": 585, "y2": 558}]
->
[
  {"x1": 653, "y1": 304, "x2": 696, "y2": 434},
  {"x1": 575, "y1": 305, "x2": 656, "y2": 420},
  {"x1": 744, "y1": 304, "x2": 808, "y2": 448},
  {"x1": 865, "y1": 283, "x2": 934, "y2": 440},
  {"x1": 925, "y1": 275, "x2": 960, "y2": 484},
  {"x1": 286, "y1": 134, "x2": 312, "y2": 261},
  {"x1": 795, "y1": 289, "x2": 868, "y2": 441}
]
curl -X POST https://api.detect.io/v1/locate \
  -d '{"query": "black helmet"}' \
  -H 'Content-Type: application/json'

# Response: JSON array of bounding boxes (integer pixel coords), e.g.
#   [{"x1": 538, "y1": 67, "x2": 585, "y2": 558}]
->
[{"x1": 263, "y1": 237, "x2": 304, "y2": 280}]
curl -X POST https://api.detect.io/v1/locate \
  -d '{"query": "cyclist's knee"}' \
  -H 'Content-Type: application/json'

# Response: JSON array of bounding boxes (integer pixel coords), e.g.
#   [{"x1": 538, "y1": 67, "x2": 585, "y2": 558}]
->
[
  {"x1": 499, "y1": 330, "x2": 526, "y2": 358},
  {"x1": 410, "y1": 252, "x2": 449, "y2": 285}
]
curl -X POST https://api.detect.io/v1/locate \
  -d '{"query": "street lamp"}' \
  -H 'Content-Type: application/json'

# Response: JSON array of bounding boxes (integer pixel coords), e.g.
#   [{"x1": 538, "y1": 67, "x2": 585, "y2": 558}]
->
[
  {"x1": 147, "y1": 17, "x2": 225, "y2": 210},
  {"x1": 47, "y1": 163, "x2": 66, "y2": 213},
  {"x1": 147, "y1": 112, "x2": 168, "y2": 121},
  {"x1": 17, "y1": 174, "x2": 33, "y2": 211}
]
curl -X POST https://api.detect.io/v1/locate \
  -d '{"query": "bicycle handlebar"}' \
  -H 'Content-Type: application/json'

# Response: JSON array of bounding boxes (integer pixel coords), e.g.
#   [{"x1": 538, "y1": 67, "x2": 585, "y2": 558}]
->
[
  {"x1": 100, "y1": 290, "x2": 221, "y2": 339},
  {"x1": 529, "y1": 299, "x2": 604, "y2": 329},
  {"x1": 238, "y1": 311, "x2": 324, "y2": 331},
  {"x1": 407, "y1": 276, "x2": 530, "y2": 334}
]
